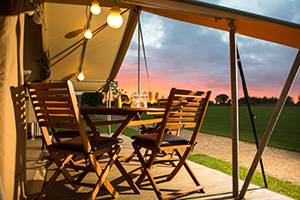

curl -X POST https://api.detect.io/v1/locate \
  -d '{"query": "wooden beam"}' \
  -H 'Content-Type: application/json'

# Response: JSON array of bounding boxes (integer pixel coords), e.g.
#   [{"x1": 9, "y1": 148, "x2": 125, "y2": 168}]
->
[{"x1": 239, "y1": 49, "x2": 300, "y2": 199}]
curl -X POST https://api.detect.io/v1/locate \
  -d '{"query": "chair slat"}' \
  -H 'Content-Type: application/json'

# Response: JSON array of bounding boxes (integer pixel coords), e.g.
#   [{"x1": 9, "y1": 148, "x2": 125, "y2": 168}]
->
[
  {"x1": 36, "y1": 109, "x2": 74, "y2": 115},
  {"x1": 169, "y1": 112, "x2": 199, "y2": 117},
  {"x1": 173, "y1": 96, "x2": 204, "y2": 102},
  {"x1": 170, "y1": 107, "x2": 202, "y2": 112},
  {"x1": 27, "y1": 82, "x2": 69, "y2": 89},
  {"x1": 31, "y1": 96, "x2": 71, "y2": 101},
  {"x1": 167, "y1": 117, "x2": 197, "y2": 122},
  {"x1": 30, "y1": 89, "x2": 69, "y2": 96},
  {"x1": 35, "y1": 102, "x2": 73, "y2": 108},
  {"x1": 39, "y1": 121, "x2": 78, "y2": 129},
  {"x1": 37, "y1": 115, "x2": 76, "y2": 121},
  {"x1": 174, "y1": 89, "x2": 206, "y2": 96}
]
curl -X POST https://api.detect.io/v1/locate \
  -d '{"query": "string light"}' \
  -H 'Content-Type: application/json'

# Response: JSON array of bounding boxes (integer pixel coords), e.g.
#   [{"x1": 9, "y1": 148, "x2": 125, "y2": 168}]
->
[
  {"x1": 84, "y1": 29, "x2": 93, "y2": 39},
  {"x1": 77, "y1": 71, "x2": 85, "y2": 81},
  {"x1": 90, "y1": 1, "x2": 101, "y2": 15},
  {"x1": 107, "y1": 6, "x2": 123, "y2": 29}
]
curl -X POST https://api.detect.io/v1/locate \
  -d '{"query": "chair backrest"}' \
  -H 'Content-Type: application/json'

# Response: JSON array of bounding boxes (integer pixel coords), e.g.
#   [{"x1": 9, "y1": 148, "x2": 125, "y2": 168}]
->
[
  {"x1": 155, "y1": 88, "x2": 211, "y2": 147},
  {"x1": 27, "y1": 81, "x2": 92, "y2": 153}
]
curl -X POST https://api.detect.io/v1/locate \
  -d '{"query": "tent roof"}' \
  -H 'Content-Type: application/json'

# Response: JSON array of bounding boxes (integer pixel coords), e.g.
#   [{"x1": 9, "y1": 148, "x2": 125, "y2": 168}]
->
[
  {"x1": 43, "y1": 0, "x2": 300, "y2": 92},
  {"x1": 44, "y1": 2, "x2": 138, "y2": 92}
]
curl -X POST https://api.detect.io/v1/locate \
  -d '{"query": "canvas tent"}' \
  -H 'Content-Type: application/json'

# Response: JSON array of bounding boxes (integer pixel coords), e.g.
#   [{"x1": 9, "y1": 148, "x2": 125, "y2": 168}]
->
[{"x1": 0, "y1": 0, "x2": 299, "y2": 199}]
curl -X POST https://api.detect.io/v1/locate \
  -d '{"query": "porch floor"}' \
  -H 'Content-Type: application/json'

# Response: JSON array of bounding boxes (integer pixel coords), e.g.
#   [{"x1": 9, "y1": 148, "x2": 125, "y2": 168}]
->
[{"x1": 26, "y1": 134, "x2": 293, "y2": 200}]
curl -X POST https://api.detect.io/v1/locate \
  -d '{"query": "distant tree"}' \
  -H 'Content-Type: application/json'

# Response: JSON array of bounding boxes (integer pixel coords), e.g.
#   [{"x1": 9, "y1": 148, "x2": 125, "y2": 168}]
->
[
  {"x1": 148, "y1": 91, "x2": 153, "y2": 103},
  {"x1": 262, "y1": 96, "x2": 268, "y2": 104},
  {"x1": 215, "y1": 94, "x2": 229, "y2": 104},
  {"x1": 298, "y1": 95, "x2": 300, "y2": 105},
  {"x1": 285, "y1": 96, "x2": 294, "y2": 105},
  {"x1": 239, "y1": 96, "x2": 278, "y2": 105},
  {"x1": 154, "y1": 92, "x2": 159, "y2": 102},
  {"x1": 227, "y1": 99, "x2": 231, "y2": 105},
  {"x1": 268, "y1": 97, "x2": 278, "y2": 105},
  {"x1": 208, "y1": 101, "x2": 214, "y2": 106}
]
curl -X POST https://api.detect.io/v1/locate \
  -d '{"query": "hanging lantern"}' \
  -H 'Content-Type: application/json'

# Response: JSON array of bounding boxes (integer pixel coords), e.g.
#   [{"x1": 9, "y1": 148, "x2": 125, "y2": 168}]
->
[
  {"x1": 77, "y1": 72, "x2": 85, "y2": 81},
  {"x1": 90, "y1": 0, "x2": 101, "y2": 15},
  {"x1": 84, "y1": 29, "x2": 93, "y2": 39},
  {"x1": 107, "y1": 6, "x2": 123, "y2": 29}
]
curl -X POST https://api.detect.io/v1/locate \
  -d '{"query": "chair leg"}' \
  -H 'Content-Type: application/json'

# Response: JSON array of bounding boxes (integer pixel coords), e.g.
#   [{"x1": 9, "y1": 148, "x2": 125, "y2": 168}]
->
[
  {"x1": 35, "y1": 168, "x2": 61, "y2": 199},
  {"x1": 50, "y1": 152, "x2": 82, "y2": 191},
  {"x1": 109, "y1": 152, "x2": 141, "y2": 194},
  {"x1": 133, "y1": 142, "x2": 163, "y2": 200},
  {"x1": 87, "y1": 145, "x2": 121, "y2": 200},
  {"x1": 168, "y1": 149, "x2": 204, "y2": 192}
]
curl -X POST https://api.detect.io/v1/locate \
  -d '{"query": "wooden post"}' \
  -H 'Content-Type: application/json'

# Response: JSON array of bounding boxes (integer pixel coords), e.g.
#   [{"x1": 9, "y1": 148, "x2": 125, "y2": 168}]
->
[
  {"x1": 229, "y1": 19, "x2": 239, "y2": 198},
  {"x1": 239, "y1": 49, "x2": 300, "y2": 199}
]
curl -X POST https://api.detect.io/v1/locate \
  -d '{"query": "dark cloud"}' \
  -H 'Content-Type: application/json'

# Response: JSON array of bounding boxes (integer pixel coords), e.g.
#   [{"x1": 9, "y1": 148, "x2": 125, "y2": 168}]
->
[{"x1": 121, "y1": 0, "x2": 300, "y2": 99}]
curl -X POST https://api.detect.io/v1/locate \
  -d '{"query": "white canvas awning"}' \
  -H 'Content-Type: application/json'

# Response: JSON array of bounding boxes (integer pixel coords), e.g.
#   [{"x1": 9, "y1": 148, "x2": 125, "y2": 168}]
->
[
  {"x1": 43, "y1": 2, "x2": 138, "y2": 91},
  {"x1": 42, "y1": 0, "x2": 300, "y2": 92}
]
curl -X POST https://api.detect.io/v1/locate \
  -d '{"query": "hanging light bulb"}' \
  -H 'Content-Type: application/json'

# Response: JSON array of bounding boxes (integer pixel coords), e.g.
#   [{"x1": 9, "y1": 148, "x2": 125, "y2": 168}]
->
[
  {"x1": 107, "y1": 6, "x2": 123, "y2": 29},
  {"x1": 84, "y1": 29, "x2": 93, "y2": 39},
  {"x1": 90, "y1": 0, "x2": 101, "y2": 15},
  {"x1": 77, "y1": 71, "x2": 85, "y2": 81}
]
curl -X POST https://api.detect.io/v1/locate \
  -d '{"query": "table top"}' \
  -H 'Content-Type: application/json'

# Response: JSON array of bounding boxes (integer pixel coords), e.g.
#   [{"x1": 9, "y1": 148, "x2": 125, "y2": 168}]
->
[{"x1": 80, "y1": 107, "x2": 165, "y2": 115}]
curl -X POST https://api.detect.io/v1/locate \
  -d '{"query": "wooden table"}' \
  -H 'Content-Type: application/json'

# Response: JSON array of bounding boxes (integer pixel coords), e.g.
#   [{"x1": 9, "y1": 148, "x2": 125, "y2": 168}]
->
[{"x1": 80, "y1": 107, "x2": 164, "y2": 138}]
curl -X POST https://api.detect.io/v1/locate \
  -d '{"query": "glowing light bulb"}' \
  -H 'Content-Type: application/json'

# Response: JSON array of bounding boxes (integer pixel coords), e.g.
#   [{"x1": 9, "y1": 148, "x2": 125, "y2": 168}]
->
[
  {"x1": 90, "y1": 1, "x2": 101, "y2": 15},
  {"x1": 77, "y1": 72, "x2": 85, "y2": 81},
  {"x1": 107, "y1": 6, "x2": 123, "y2": 29},
  {"x1": 84, "y1": 29, "x2": 93, "y2": 39}
]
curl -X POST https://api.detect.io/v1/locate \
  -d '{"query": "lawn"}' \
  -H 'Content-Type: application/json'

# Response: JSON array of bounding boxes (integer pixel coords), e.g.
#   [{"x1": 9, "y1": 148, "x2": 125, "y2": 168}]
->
[
  {"x1": 138, "y1": 105, "x2": 300, "y2": 152},
  {"x1": 201, "y1": 106, "x2": 300, "y2": 152},
  {"x1": 188, "y1": 154, "x2": 300, "y2": 200}
]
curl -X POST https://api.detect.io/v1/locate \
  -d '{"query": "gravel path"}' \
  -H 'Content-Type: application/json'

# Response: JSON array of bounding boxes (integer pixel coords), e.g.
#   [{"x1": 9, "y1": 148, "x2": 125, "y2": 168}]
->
[{"x1": 180, "y1": 129, "x2": 300, "y2": 186}]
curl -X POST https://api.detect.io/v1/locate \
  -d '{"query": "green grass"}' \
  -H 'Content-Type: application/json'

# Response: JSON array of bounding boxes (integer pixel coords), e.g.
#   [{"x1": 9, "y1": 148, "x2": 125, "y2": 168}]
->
[
  {"x1": 188, "y1": 154, "x2": 300, "y2": 200},
  {"x1": 200, "y1": 106, "x2": 300, "y2": 152},
  {"x1": 139, "y1": 106, "x2": 300, "y2": 152}
]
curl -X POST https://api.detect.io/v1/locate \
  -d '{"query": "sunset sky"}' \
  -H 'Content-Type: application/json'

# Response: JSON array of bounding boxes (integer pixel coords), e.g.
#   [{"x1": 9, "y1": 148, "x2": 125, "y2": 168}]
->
[{"x1": 116, "y1": 0, "x2": 300, "y2": 102}]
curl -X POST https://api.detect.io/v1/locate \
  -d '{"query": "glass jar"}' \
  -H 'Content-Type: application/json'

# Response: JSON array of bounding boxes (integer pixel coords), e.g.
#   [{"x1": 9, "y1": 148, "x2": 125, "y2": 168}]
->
[
  {"x1": 140, "y1": 92, "x2": 148, "y2": 108},
  {"x1": 131, "y1": 93, "x2": 139, "y2": 108}
]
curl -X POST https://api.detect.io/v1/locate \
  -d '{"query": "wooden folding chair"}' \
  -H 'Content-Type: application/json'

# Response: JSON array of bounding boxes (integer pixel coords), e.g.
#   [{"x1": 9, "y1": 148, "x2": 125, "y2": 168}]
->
[
  {"x1": 141, "y1": 98, "x2": 179, "y2": 135},
  {"x1": 131, "y1": 88, "x2": 211, "y2": 200},
  {"x1": 27, "y1": 81, "x2": 140, "y2": 200}
]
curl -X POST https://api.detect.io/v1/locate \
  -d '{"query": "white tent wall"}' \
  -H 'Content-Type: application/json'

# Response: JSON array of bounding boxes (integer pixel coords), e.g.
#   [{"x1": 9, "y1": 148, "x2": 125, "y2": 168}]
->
[{"x1": 0, "y1": 10, "x2": 26, "y2": 200}]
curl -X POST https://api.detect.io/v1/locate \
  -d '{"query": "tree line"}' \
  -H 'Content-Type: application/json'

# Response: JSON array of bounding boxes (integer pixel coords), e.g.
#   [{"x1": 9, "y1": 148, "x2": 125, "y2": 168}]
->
[
  {"x1": 79, "y1": 92, "x2": 300, "y2": 107},
  {"x1": 214, "y1": 94, "x2": 300, "y2": 106}
]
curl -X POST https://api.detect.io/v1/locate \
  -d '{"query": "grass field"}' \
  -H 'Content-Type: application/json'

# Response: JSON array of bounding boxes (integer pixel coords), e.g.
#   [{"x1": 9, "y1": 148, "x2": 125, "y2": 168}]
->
[
  {"x1": 188, "y1": 154, "x2": 300, "y2": 200},
  {"x1": 200, "y1": 106, "x2": 300, "y2": 152},
  {"x1": 138, "y1": 105, "x2": 300, "y2": 152}
]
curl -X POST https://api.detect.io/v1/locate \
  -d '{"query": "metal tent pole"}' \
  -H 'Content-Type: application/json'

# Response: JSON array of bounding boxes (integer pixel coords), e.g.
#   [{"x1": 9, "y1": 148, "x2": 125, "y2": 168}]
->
[
  {"x1": 137, "y1": 8, "x2": 141, "y2": 96},
  {"x1": 229, "y1": 19, "x2": 239, "y2": 198},
  {"x1": 137, "y1": 8, "x2": 141, "y2": 134},
  {"x1": 239, "y1": 49, "x2": 300, "y2": 199},
  {"x1": 236, "y1": 47, "x2": 268, "y2": 188}
]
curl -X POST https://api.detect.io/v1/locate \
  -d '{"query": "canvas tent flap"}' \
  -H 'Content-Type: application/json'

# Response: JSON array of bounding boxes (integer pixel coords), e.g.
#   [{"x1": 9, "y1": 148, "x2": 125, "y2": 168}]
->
[
  {"x1": 44, "y1": 2, "x2": 137, "y2": 92},
  {"x1": 126, "y1": 0, "x2": 300, "y2": 49}
]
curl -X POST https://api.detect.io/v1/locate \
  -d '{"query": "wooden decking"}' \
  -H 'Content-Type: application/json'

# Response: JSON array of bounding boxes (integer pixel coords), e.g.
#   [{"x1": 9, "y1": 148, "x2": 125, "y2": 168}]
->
[{"x1": 26, "y1": 135, "x2": 293, "y2": 200}]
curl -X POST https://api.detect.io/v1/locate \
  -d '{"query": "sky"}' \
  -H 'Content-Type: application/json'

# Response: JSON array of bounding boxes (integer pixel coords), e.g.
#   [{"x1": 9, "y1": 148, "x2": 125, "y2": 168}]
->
[{"x1": 115, "y1": 0, "x2": 300, "y2": 102}]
